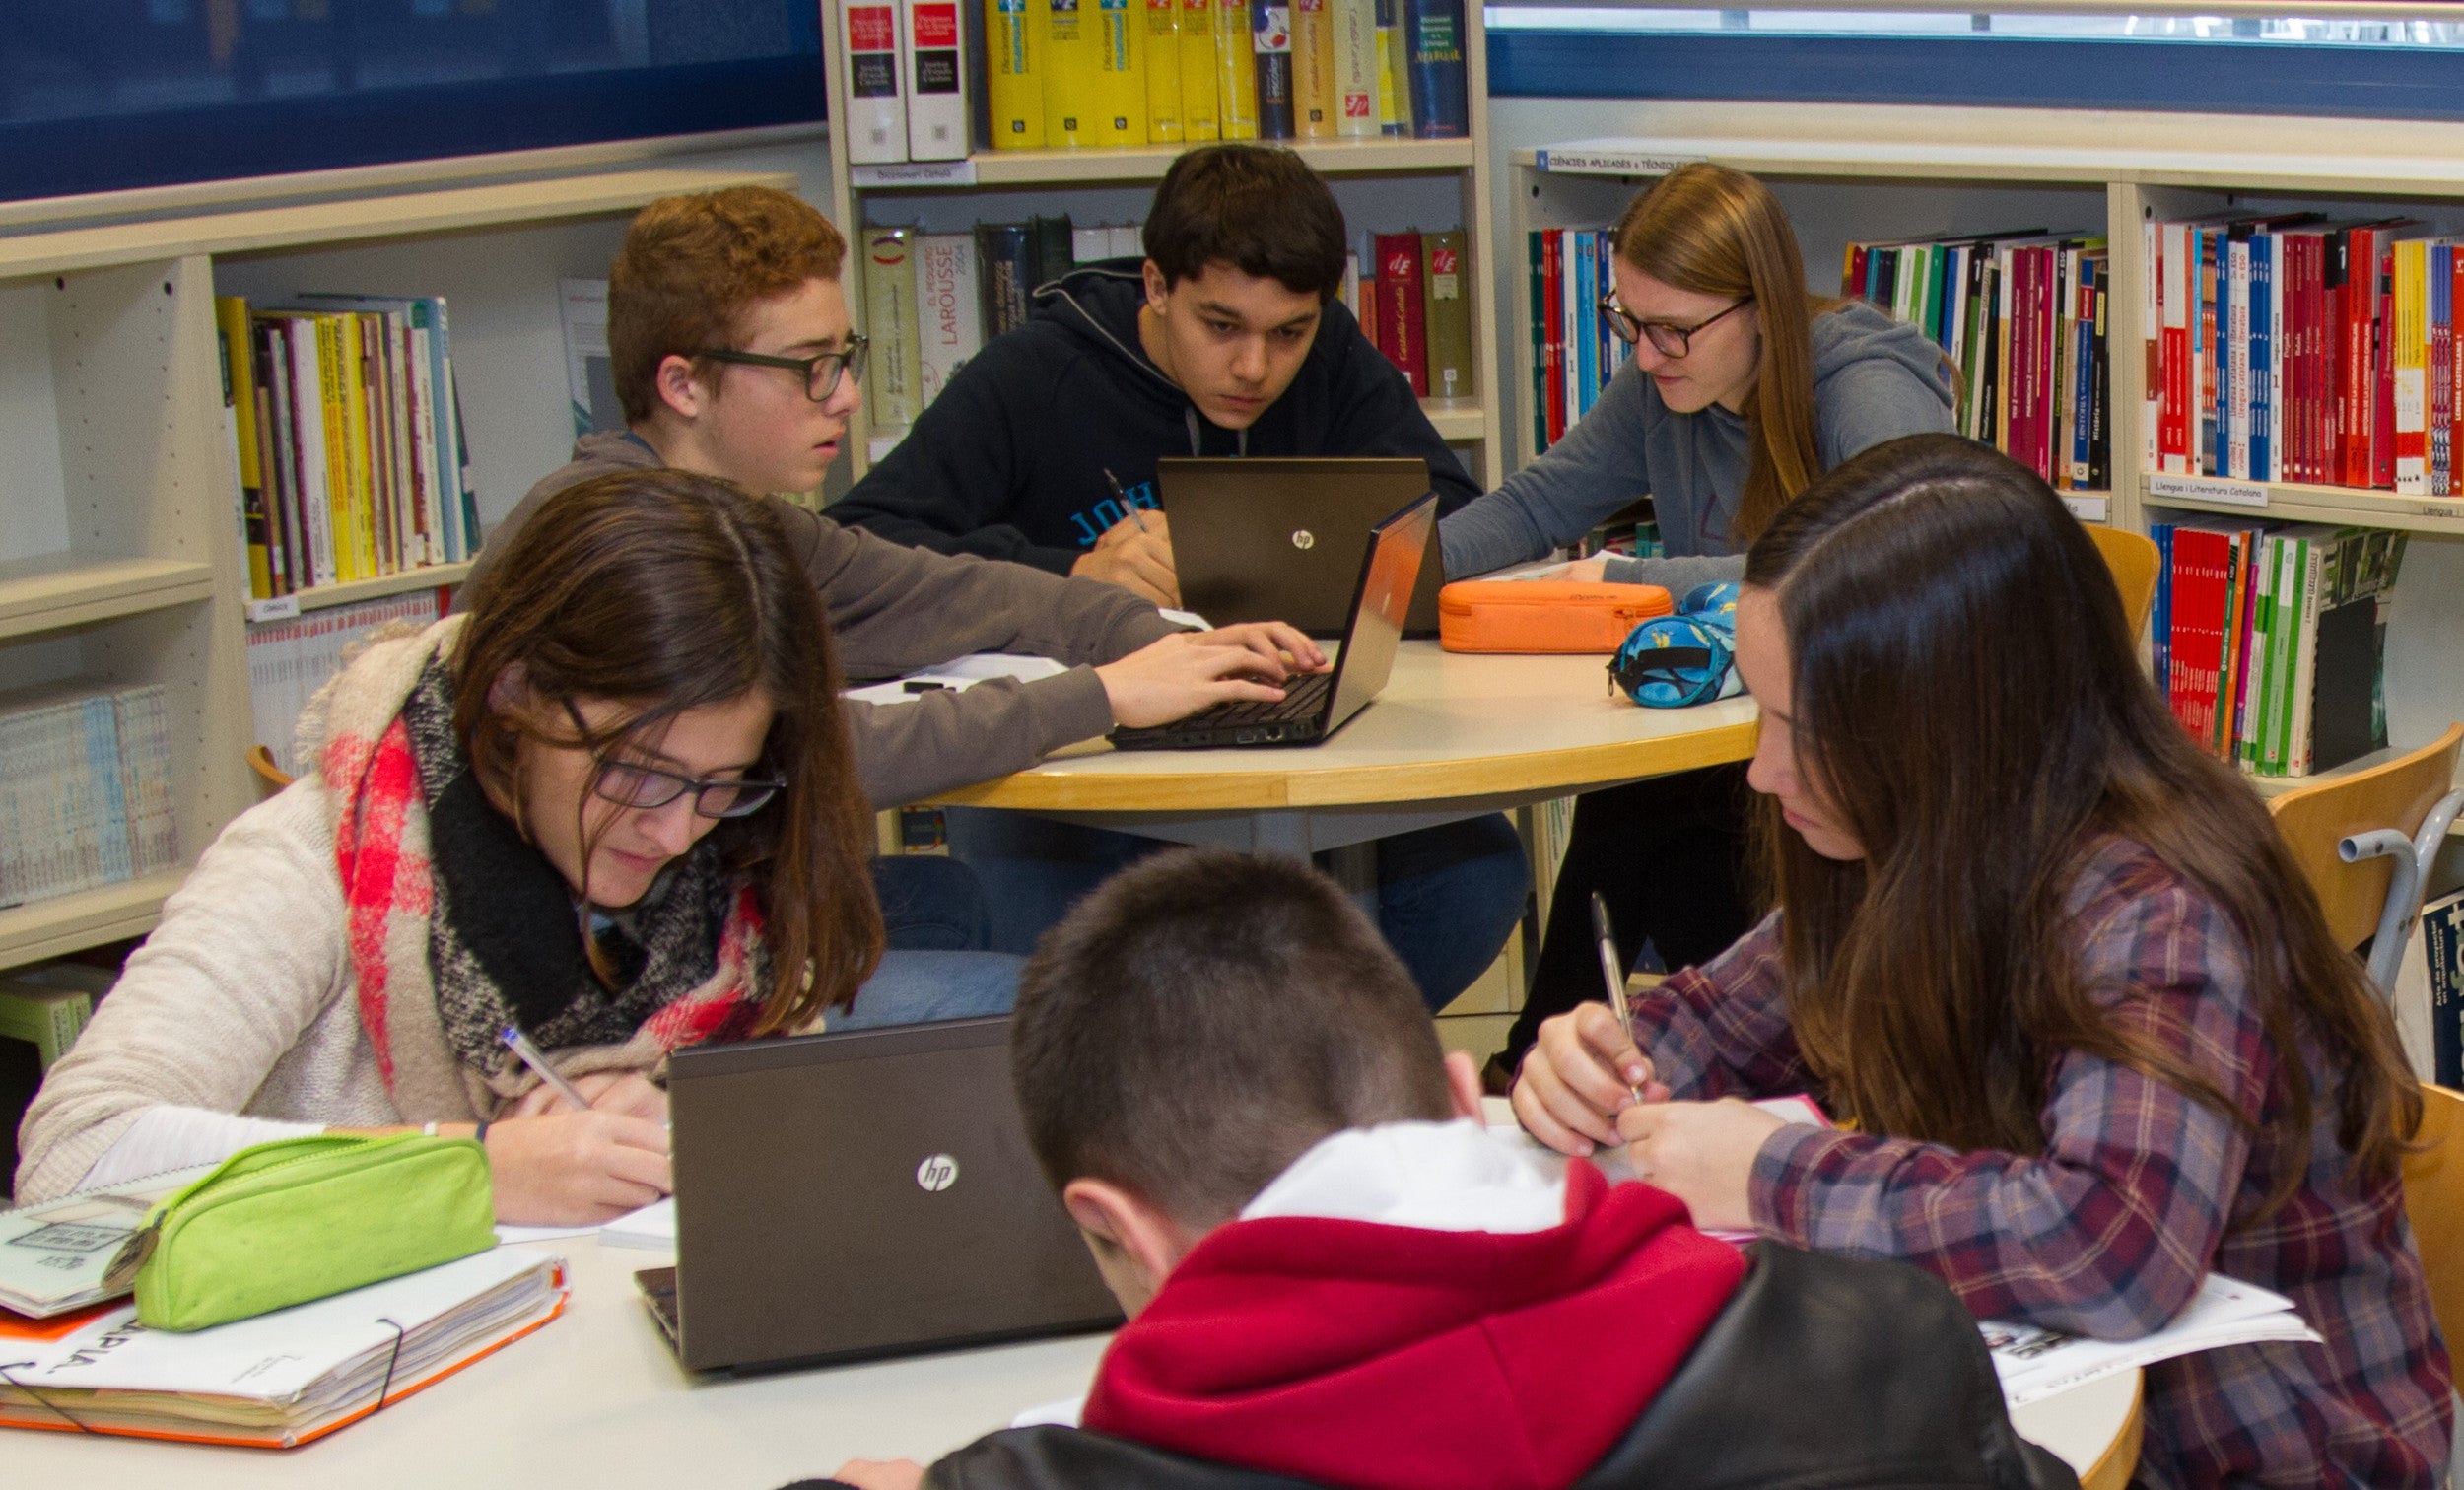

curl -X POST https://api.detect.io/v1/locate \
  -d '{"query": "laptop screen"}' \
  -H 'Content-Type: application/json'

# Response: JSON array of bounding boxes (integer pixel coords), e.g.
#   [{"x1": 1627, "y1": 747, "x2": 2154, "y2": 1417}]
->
[{"x1": 1326, "y1": 493, "x2": 1437, "y2": 729}]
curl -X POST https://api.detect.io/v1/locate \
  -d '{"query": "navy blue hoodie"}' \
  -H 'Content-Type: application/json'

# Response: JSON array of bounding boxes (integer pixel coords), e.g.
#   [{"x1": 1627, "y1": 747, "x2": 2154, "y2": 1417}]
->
[{"x1": 832, "y1": 263, "x2": 1480, "y2": 576}]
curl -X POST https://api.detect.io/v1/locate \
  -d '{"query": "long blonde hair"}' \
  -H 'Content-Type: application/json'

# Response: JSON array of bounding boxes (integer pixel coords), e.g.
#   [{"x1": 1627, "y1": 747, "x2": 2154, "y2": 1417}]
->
[{"x1": 1614, "y1": 163, "x2": 1842, "y2": 544}]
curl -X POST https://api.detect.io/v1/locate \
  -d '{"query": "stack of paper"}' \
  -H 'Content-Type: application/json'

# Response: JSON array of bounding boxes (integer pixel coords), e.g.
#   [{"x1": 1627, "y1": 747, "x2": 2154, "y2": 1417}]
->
[
  {"x1": 0, "y1": 1248, "x2": 567, "y2": 1447},
  {"x1": 0, "y1": 1167, "x2": 209, "y2": 1319},
  {"x1": 1983, "y1": 1274, "x2": 2318, "y2": 1406}
]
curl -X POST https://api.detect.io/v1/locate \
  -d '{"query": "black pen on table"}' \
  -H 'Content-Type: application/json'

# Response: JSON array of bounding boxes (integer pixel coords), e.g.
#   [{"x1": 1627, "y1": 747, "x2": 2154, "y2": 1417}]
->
[{"x1": 1589, "y1": 892, "x2": 1644, "y2": 1103}]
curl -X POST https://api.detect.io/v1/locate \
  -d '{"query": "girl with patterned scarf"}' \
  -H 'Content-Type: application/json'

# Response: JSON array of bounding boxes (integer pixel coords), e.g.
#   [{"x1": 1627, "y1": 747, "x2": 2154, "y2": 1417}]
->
[{"x1": 20, "y1": 470, "x2": 1015, "y2": 1223}]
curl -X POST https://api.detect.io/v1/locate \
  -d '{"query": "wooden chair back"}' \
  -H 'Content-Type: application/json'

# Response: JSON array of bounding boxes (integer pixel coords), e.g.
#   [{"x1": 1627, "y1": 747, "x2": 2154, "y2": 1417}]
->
[
  {"x1": 2402, "y1": 1084, "x2": 2464, "y2": 1369},
  {"x1": 2084, "y1": 524, "x2": 2159, "y2": 640},
  {"x1": 2265, "y1": 724, "x2": 2464, "y2": 954}
]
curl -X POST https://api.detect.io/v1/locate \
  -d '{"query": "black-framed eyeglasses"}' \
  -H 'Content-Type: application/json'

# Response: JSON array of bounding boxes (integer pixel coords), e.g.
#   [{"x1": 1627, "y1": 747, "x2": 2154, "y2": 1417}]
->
[
  {"x1": 696, "y1": 333, "x2": 870, "y2": 402},
  {"x1": 1599, "y1": 296, "x2": 1752, "y2": 359},
  {"x1": 565, "y1": 702, "x2": 784, "y2": 819}
]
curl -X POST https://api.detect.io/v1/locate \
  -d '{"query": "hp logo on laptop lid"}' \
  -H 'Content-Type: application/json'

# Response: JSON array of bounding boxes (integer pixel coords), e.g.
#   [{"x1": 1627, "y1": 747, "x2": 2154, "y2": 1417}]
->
[
  {"x1": 1290, "y1": 529, "x2": 1315, "y2": 550},
  {"x1": 916, "y1": 1154, "x2": 960, "y2": 1192}
]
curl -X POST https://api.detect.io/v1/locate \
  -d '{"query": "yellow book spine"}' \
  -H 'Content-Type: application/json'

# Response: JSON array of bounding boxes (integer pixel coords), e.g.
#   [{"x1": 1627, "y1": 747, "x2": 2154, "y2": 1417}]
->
[
  {"x1": 311, "y1": 317, "x2": 362, "y2": 583},
  {"x1": 1215, "y1": 0, "x2": 1258, "y2": 139},
  {"x1": 1092, "y1": 0, "x2": 1146, "y2": 146},
  {"x1": 214, "y1": 296, "x2": 272, "y2": 598},
  {"x1": 1045, "y1": 0, "x2": 1094, "y2": 147},
  {"x1": 1177, "y1": 0, "x2": 1219, "y2": 139},
  {"x1": 336, "y1": 314, "x2": 379, "y2": 578},
  {"x1": 2395, "y1": 238, "x2": 2429, "y2": 493},
  {"x1": 988, "y1": 0, "x2": 1046, "y2": 148},
  {"x1": 1291, "y1": 0, "x2": 1335, "y2": 140},
  {"x1": 1143, "y1": 0, "x2": 1183, "y2": 142},
  {"x1": 1330, "y1": 0, "x2": 1377, "y2": 137}
]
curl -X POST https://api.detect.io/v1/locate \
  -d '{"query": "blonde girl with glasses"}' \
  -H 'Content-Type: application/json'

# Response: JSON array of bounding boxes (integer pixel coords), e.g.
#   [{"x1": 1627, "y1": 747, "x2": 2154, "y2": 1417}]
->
[{"x1": 1452, "y1": 164, "x2": 1958, "y2": 1095}]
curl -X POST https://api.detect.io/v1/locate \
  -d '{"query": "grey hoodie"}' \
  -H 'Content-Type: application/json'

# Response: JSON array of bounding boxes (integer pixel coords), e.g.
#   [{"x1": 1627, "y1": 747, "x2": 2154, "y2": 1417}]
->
[{"x1": 1439, "y1": 302, "x2": 1956, "y2": 592}]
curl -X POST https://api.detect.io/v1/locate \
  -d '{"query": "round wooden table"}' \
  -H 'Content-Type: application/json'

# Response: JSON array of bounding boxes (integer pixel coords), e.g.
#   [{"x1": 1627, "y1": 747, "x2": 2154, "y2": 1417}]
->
[{"x1": 927, "y1": 642, "x2": 1760, "y2": 854}]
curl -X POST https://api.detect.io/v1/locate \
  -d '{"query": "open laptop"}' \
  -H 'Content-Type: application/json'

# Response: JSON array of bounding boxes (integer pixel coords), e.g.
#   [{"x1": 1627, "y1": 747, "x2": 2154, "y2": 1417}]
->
[
  {"x1": 1111, "y1": 491, "x2": 1435, "y2": 751},
  {"x1": 1157, "y1": 456, "x2": 1446, "y2": 637},
  {"x1": 634, "y1": 1016, "x2": 1121, "y2": 1375}
]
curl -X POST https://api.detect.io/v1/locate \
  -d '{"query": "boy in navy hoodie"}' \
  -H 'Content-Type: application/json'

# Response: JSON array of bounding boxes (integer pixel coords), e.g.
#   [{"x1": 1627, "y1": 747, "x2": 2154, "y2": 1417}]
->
[
  {"x1": 812, "y1": 850, "x2": 2075, "y2": 1490},
  {"x1": 831, "y1": 147, "x2": 1525, "y2": 1012},
  {"x1": 831, "y1": 144, "x2": 1476, "y2": 603}
]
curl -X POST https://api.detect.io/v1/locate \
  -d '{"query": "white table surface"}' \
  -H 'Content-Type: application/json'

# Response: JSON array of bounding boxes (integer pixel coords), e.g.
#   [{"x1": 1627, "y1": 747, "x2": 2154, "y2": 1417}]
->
[{"x1": 9, "y1": 1233, "x2": 2137, "y2": 1488}]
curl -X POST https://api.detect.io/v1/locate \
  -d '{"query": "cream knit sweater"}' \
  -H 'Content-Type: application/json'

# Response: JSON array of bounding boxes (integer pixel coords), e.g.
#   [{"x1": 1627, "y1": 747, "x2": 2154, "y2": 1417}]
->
[{"x1": 14, "y1": 778, "x2": 397, "y2": 1203}]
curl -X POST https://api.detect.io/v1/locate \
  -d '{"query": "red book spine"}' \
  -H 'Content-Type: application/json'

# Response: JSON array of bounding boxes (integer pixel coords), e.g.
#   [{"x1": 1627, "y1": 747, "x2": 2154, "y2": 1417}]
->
[
  {"x1": 2012, "y1": 249, "x2": 2037, "y2": 473},
  {"x1": 2160, "y1": 230, "x2": 2190, "y2": 475},
  {"x1": 2038, "y1": 246, "x2": 2060, "y2": 479},
  {"x1": 2337, "y1": 229, "x2": 2365, "y2": 486},
  {"x1": 1539, "y1": 228, "x2": 1564, "y2": 445},
  {"x1": 1375, "y1": 231, "x2": 1427, "y2": 397}
]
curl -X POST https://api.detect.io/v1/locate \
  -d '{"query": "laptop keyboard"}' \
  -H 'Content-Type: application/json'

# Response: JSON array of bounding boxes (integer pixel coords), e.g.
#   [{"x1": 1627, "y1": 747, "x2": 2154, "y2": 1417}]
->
[{"x1": 1189, "y1": 670, "x2": 1333, "y2": 725}]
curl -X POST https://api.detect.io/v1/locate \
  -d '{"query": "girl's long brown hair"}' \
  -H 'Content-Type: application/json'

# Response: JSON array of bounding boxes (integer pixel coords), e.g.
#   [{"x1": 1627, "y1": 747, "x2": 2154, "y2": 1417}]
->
[
  {"x1": 1614, "y1": 163, "x2": 1844, "y2": 545},
  {"x1": 1745, "y1": 433, "x2": 2418, "y2": 1220},
  {"x1": 452, "y1": 469, "x2": 883, "y2": 1033}
]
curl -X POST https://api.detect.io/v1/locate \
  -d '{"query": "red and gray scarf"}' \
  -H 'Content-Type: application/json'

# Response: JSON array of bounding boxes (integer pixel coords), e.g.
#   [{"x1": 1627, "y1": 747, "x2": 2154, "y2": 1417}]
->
[{"x1": 309, "y1": 616, "x2": 767, "y2": 1122}]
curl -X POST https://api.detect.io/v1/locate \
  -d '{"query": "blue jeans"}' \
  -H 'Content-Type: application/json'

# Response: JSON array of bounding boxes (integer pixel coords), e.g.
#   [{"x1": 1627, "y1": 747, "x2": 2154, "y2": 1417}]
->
[
  {"x1": 941, "y1": 809, "x2": 1530, "y2": 1014},
  {"x1": 836, "y1": 950, "x2": 1023, "y2": 1029},
  {"x1": 869, "y1": 854, "x2": 992, "y2": 951}
]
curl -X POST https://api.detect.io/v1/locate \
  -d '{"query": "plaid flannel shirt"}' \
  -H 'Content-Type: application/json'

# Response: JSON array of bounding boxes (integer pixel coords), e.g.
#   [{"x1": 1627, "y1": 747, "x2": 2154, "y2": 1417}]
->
[{"x1": 1631, "y1": 838, "x2": 2452, "y2": 1489}]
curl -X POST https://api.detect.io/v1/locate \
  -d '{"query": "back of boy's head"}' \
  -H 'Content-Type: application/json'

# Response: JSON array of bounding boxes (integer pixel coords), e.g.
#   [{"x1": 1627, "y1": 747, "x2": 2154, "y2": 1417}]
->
[
  {"x1": 609, "y1": 185, "x2": 847, "y2": 425},
  {"x1": 1012, "y1": 848, "x2": 1454, "y2": 1228},
  {"x1": 1142, "y1": 145, "x2": 1348, "y2": 302}
]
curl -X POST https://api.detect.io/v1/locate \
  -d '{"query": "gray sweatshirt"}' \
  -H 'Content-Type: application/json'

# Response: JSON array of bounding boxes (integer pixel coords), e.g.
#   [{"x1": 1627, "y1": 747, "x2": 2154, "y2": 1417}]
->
[
  {"x1": 467, "y1": 433, "x2": 1182, "y2": 810},
  {"x1": 1440, "y1": 302, "x2": 1957, "y2": 592}
]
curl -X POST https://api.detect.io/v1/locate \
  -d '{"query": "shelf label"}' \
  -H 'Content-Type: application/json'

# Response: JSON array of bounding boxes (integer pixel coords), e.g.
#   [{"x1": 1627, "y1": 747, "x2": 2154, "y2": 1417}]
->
[
  {"x1": 852, "y1": 160, "x2": 978, "y2": 187},
  {"x1": 1534, "y1": 148, "x2": 1705, "y2": 176},
  {"x1": 244, "y1": 595, "x2": 302, "y2": 624},
  {"x1": 2147, "y1": 473, "x2": 2268, "y2": 509},
  {"x1": 2062, "y1": 494, "x2": 2110, "y2": 522}
]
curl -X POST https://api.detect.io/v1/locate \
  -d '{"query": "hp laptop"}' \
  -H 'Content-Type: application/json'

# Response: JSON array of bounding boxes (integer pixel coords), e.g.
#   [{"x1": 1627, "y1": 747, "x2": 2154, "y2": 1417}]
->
[
  {"x1": 1111, "y1": 491, "x2": 1436, "y2": 751},
  {"x1": 1157, "y1": 456, "x2": 1446, "y2": 637},
  {"x1": 635, "y1": 1016, "x2": 1121, "y2": 1375}
]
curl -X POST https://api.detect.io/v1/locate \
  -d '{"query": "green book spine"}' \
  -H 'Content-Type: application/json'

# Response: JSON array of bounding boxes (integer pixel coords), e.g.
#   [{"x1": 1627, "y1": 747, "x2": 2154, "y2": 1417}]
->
[{"x1": 1420, "y1": 230, "x2": 1472, "y2": 402}]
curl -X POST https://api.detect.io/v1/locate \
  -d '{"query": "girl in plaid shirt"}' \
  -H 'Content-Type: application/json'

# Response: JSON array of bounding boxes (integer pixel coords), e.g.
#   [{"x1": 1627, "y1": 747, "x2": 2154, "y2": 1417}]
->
[{"x1": 1514, "y1": 434, "x2": 2450, "y2": 1488}]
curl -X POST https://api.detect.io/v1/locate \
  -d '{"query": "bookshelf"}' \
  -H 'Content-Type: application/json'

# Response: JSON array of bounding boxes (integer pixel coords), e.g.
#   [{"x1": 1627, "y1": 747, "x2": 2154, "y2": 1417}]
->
[
  {"x1": 1506, "y1": 124, "x2": 2464, "y2": 813},
  {"x1": 0, "y1": 165, "x2": 793, "y2": 976},
  {"x1": 818, "y1": 0, "x2": 1507, "y2": 492}
]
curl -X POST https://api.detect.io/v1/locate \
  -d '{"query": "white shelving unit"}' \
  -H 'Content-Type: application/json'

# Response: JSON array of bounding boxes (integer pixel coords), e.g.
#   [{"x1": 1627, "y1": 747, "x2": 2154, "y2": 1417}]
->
[
  {"x1": 0, "y1": 165, "x2": 793, "y2": 973},
  {"x1": 1508, "y1": 128, "x2": 2464, "y2": 809},
  {"x1": 817, "y1": 0, "x2": 1507, "y2": 491}
]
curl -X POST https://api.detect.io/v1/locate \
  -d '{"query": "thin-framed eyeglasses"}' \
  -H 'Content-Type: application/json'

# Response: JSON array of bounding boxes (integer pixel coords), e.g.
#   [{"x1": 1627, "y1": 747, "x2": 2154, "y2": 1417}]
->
[
  {"x1": 695, "y1": 332, "x2": 871, "y2": 402},
  {"x1": 1598, "y1": 295, "x2": 1752, "y2": 359},
  {"x1": 564, "y1": 702, "x2": 784, "y2": 819}
]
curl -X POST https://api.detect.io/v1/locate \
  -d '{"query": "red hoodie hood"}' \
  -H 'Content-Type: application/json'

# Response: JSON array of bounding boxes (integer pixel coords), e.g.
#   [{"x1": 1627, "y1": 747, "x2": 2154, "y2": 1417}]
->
[{"x1": 1081, "y1": 1154, "x2": 1746, "y2": 1490}]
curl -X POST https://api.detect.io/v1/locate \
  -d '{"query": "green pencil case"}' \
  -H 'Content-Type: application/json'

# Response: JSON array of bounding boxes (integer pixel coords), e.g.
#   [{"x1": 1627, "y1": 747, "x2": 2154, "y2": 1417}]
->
[{"x1": 114, "y1": 1132, "x2": 496, "y2": 1332}]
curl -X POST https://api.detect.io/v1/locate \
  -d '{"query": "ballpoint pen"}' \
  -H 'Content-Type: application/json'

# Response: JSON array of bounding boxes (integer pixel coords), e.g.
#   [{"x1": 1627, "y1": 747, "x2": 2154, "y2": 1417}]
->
[
  {"x1": 1590, "y1": 892, "x2": 1644, "y2": 1102},
  {"x1": 1103, "y1": 468, "x2": 1152, "y2": 534},
  {"x1": 501, "y1": 1025, "x2": 594, "y2": 1112}
]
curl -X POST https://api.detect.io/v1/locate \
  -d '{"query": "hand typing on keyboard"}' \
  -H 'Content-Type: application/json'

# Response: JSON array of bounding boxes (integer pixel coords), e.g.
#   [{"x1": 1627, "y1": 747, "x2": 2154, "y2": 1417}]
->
[{"x1": 1096, "y1": 623, "x2": 1328, "y2": 729}]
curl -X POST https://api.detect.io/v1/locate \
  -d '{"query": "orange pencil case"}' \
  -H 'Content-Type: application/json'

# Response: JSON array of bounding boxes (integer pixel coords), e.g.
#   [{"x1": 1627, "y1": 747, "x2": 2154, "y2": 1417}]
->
[{"x1": 1437, "y1": 578, "x2": 1674, "y2": 653}]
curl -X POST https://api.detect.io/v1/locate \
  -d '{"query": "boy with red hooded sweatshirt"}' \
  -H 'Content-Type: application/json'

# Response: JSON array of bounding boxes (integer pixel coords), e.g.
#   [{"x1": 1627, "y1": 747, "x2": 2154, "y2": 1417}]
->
[{"x1": 809, "y1": 849, "x2": 2075, "y2": 1490}]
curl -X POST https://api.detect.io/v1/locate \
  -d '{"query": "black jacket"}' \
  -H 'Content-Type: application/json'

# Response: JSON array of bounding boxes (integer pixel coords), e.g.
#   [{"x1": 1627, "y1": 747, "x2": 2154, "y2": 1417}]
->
[
  {"x1": 830, "y1": 264, "x2": 1482, "y2": 576},
  {"x1": 787, "y1": 1245, "x2": 2081, "y2": 1490}
]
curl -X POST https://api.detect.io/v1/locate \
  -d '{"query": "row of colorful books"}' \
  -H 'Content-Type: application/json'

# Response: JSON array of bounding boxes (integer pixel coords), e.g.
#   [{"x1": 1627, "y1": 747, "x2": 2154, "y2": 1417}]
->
[
  {"x1": 247, "y1": 592, "x2": 446, "y2": 779},
  {"x1": 2148, "y1": 215, "x2": 2464, "y2": 496},
  {"x1": 0, "y1": 683, "x2": 177, "y2": 913},
  {"x1": 2151, "y1": 518, "x2": 2405, "y2": 779},
  {"x1": 840, "y1": 0, "x2": 1468, "y2": 163},
  {"x1": 1348, "y1": 229, "x2": 1474, "y2": 401},
  {"x1": 1843, "y1": 231, "x2": 2112, "y2": 492},
  {"x1": 1525, "y1": 227, "x2": 1636, "y2": 452},
  {"x1": 215, "y1": 295, "x2": 482, "y2": 600}
]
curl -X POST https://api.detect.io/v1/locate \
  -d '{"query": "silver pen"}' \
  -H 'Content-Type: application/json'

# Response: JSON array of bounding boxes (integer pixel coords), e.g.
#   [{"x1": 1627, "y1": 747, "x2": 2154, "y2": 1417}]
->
[
  {"x1": 1103, "y1": 468, "x2": 1152, "y2": 534},
  {"x1": 501, "y1": 1026, "x2": 593, "y2": 1112},
  {"x1": 1590, "y1": 892, "x2": 1644, "y2": 1102}
]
